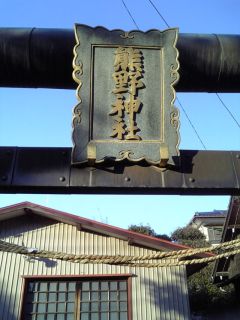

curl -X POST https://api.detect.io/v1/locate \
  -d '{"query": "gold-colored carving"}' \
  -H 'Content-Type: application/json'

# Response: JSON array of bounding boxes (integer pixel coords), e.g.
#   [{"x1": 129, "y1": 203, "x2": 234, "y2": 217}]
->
[
  {"x1": 170, "y1": 63, "x2": 178, "y2": 81},
  {"x1": 159, "y1": 144, "x2": 169, "y2": 167},
  {"x1": 110, "y1": 47, "x2": 144, "y2": 141},
  {"x1": 118, "y1": 150, "x2": 134, "y2": 160},
  {"x1": 72, "y1": 25, "x2": 180, "y2": 166},
  {"x1": 87, "y1": 143, "x2": 96, "y2": 165},
  {"x1": 109, "y1": 94, "x2": 125, "y2": 117},
  {"x1": 72, "y1": 29, "x2": 83, "y2": 128},
  {"x1": 120, "y1": 32, "x2": 135, "y2": 39},
  {"x1": 170, "y1": 110, "x2": 179, "y2": 129},
  {"x1": 110, "y1": 119, "x2": 126, "y2": 140},
  {"x1": 73, "y1": 107, "x2": 82, "y2": 125}
]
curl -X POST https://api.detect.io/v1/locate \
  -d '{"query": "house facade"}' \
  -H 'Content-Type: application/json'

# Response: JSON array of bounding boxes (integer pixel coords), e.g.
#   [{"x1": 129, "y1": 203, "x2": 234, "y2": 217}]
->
[
  {"x1": 213, "y1": 196, "x2": 240, "y2": 288},
  {"x1": 211, "y1": 196, "x2": 240, "y2": 319},
  {"x1": 0, "y1": 202, "x2": 192, "y2": 320},
  {"x1": 188, "y1": 210, "x2": 227, "y2": 245}
]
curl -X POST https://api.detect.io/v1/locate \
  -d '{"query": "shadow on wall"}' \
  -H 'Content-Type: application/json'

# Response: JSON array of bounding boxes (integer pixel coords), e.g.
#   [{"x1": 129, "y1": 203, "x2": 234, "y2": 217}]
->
[
  {"x1": 0, "y1": 215, "x2": 59, "y2": 269},
  {"x1": 143, "y1": 267, "x2": 190, "y2": 320},
  {"x1": 0, "y1": 291, "x2": 17, "y2": 320},
  {"x1": 25, "y1": 256, "x2": 58, "y2": 268},
  {"x1": 143, "y1": 266, "x2": 240, "y2": 319},
  {"x1": 0, "y1": 214, "x2": 57, "y2": 239}
]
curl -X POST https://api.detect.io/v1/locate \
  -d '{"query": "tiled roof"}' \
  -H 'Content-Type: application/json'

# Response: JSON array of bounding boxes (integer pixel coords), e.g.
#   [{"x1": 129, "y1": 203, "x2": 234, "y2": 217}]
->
[{"x1": 194, "y1": 210, "x2": 227, "y2": 218}]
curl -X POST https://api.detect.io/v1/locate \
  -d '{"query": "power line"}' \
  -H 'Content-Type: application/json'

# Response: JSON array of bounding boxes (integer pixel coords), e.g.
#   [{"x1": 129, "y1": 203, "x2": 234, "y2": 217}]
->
[
  {"x1": 146, "y1": 0, "x2": 207, "y2": 149},
  {"x1": 121, "y1": 0, "x2": 207, "y2": 149},
  {"x1": 147, "y1": 0, "x2": 240, "y2": 136},
  {"x1": 147, "y1": 0, "x2": 170, "y2": 28},
  {"x1": 176, "y1": 97, "x2": 207, "y2": 150},
  {"x1": 216, "y1": 93, "x2": 240, "y2": 130},
  {"x1": 121, "y1": 0, "x2": 139, "y2": 30}
]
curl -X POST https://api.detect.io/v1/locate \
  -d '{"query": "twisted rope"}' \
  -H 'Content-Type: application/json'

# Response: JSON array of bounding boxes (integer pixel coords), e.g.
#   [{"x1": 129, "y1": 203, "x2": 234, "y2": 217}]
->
[{"x1": 0, "y1": 238, "x2": 239, "y2": 267}]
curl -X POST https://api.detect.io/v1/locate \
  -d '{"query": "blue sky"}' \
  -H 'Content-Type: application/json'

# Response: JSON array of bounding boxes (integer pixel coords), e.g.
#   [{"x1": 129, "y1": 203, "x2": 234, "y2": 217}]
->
[{"x1": 0, "y1": 0, "x2": 239, "y2": 235}]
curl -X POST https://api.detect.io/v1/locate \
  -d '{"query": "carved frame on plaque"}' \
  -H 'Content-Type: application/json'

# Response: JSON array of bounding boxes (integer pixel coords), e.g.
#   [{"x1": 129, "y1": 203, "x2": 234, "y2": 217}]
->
[{"x1": 72, "y1": 24, "x2": 180, "y2": 166}]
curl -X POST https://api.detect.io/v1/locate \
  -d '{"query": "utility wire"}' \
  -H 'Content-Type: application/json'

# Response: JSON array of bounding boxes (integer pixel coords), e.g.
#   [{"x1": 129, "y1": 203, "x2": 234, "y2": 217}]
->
[
  {"x1": 148, "y1": 0, "x2": 240, "y2": 136},
  {"x1": 146, "y1": 0, "x2": 207, "y2": 149},
  {"x1": 121, "y1": 0, "x2": 140, "y2": 30},
  {"x1": 147, "y1": 0, "x2": 170, "y2": 28},
  {"x1": 216, "y1": 93, "x2": 240, "y2": 130},
  {"x1": 176, "y1": 97, "x2": 207, "y2": 150}
]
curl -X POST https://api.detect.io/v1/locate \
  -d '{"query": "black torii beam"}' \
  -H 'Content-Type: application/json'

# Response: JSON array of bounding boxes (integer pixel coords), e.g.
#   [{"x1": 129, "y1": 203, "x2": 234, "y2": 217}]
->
[
  {"x1": 0, "y1": 28, "x2": 240, "y2": 92},
  {"x1": 0, "y1": 147, "x2": 240, "y2": 195},
  {"x1": 0, "y1": 28, "x2": 240, "y2": 195}
]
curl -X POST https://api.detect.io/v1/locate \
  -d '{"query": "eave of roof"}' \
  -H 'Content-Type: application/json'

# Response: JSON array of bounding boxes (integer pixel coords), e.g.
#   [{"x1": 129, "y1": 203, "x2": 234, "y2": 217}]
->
[
  {"x1": 0, "y1": 201, "x2": 185, "y2": 252},
  {"x1": 190, "y1": 213, "x2": 226, "y2": 223},
  {"x1": 0, "y1": 201, "x2": 214, "y2": 276},
  {"x1": 194, "y1": 211, "x2": 227, "y2": 217}
]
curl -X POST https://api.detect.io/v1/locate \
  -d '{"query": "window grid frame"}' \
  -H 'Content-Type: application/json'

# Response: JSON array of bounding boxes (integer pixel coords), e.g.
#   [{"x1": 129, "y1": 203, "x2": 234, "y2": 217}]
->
[
  {"x1": 208, "y1": 226, "x2": 224, "y2": 243},
  {"x1": 20, "y1": 275, "x2": 132, "y2": 320},
  {"x1": 24, "y1": 280, "x2": 76, "y2": 319},
  {"x1": 78, "y1": 280, "x2": 128, "y2": 320}
]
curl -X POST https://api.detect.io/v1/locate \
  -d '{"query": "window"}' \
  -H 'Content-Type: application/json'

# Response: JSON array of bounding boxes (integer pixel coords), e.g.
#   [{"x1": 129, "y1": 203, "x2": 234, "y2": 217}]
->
[
  {"x1": 22, "y1": 277, "x2": 130, "y2": 320},
  {"x1": 208, "y1": 227, "x2": 223, "y2": 244}
]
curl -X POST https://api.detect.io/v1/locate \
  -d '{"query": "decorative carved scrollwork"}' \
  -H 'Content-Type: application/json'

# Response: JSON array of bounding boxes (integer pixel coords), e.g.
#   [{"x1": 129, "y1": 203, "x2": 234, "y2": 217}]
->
[{"x1": 120, "y1": 32, "x2": 135, "y2": 39}]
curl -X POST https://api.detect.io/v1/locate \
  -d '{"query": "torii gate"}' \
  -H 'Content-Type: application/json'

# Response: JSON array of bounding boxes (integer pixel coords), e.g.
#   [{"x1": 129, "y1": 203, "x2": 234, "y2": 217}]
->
[{"x1": 0, "y1": 27, "x2": 240, "y2": 195}]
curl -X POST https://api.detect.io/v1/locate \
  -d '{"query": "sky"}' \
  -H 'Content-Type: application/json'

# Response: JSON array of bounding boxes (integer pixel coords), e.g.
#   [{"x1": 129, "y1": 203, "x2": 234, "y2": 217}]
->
[{"x1": 0, "y1": 0, "x2": 240, "y2": 235}]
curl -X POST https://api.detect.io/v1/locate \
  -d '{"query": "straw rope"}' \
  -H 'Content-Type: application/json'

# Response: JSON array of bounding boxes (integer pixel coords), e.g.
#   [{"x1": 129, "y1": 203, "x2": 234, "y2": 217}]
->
[{"x1": 0, "y1": 238, "x2": 239, "y2": 267}]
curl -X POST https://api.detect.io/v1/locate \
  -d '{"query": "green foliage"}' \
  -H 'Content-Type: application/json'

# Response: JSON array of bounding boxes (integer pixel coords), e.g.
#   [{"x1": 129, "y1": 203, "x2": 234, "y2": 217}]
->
[
  {"x1": 171, "y1": 226, "x2": 208, "y2": 248},
  {"x1": 188, "y1": 263, "x2": 235, "y2": 313},
  {"x1": 128, "y1": 224, "x2": 171, "y2": 242},
  {"x1": 171, "y1": 226, "x2": 206, "y2": 241},
  {"x1": 155, "y1": 234, "x2": 172, "y2": 242},
  {"x1": 128, "y1": 223, "x2": 236, "y2": 313},
  {"x1": 171, "y1": 225, "x2": 236, "y2": 314},
  {"x1": 128, "y1": 224, "x2": 156, "y2": 236}
]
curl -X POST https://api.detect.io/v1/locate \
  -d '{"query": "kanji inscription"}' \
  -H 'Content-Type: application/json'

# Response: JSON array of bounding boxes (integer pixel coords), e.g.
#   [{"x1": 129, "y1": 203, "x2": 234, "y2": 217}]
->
[
  {"x1": 110, "y1": 47, "x2": 144, "y2": 140},
  {"x1": 72, "y1": 25, "x2": 180, "y2": 166}
]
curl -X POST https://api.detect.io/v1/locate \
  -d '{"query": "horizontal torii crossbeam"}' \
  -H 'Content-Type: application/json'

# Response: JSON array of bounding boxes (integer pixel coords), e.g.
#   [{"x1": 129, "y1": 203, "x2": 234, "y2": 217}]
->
[
  {"x1": 0, "y1": 147, "x2": 240, "y2": 195},
  {"x1": 0, "y1": 28, "x2": 240, "y2": 92}
]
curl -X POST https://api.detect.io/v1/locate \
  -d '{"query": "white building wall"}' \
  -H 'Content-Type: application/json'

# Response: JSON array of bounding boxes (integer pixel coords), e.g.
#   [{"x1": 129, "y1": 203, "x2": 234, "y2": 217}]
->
[
  {"x1": 199, "y1": 225, "x2": 209, "y2": 241},
  {"x1": 0, "y1": 215, "x2": 190, "y2": 320}
]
